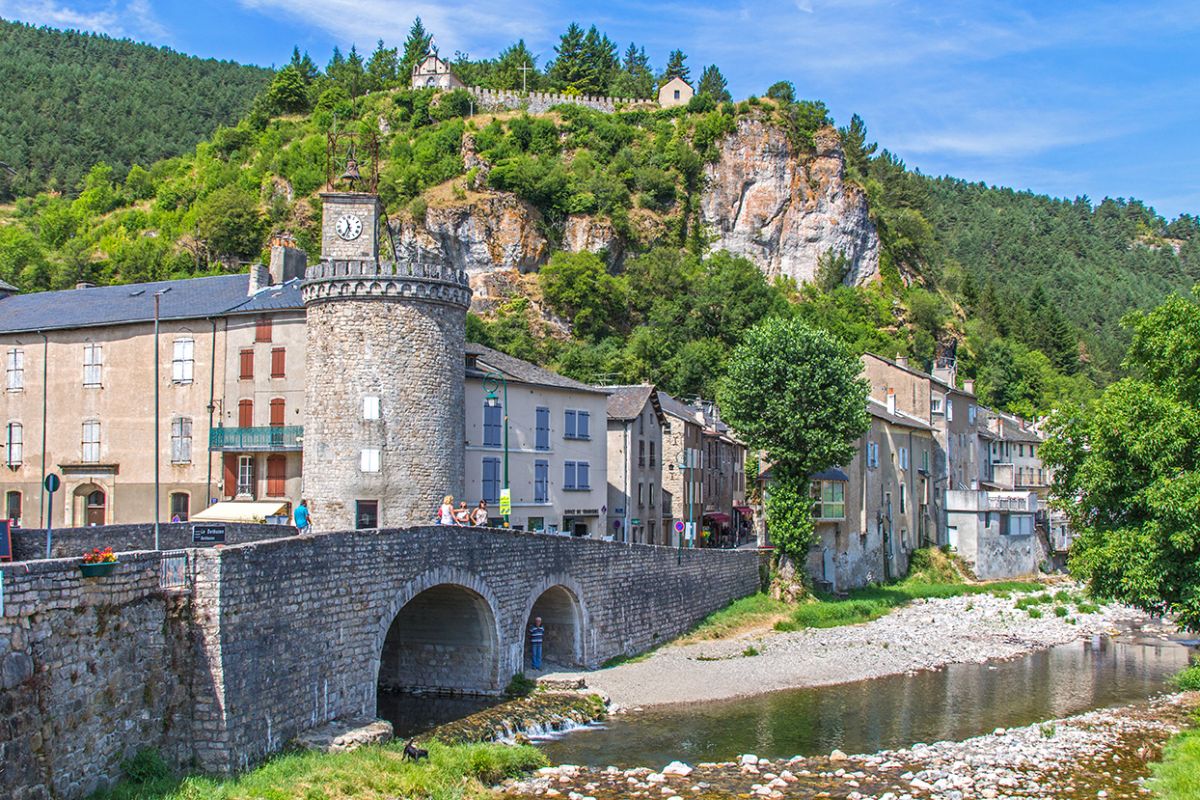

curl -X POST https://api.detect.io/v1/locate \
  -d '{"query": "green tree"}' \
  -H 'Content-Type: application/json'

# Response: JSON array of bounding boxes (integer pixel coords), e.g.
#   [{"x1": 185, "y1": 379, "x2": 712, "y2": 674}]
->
[
  {"x1": 547, "y1": 23, "x2": 589, "y2": 91},
  {"x1": 400, "y1": 17, "x2": 433, "y2": 80},
  {"x1": 1042, "y1": 289, "x2": 1200, "y2": 629},
  {"x1": 537, "y1": 251, "x2": 629, "y2": 340},
  {"x1": 193, "y1": 185, "x2": 265, "y2": 261},
  {"x1": 265, "y1": 65, "x2": 312, "y2": 114},
  {"x1": 696, "y1": 64, "x2": 731, "y2": 102},
  {"x1": 581, "y1": 26, "x2": 618, "y2": 94},
  {"x1": 611, "y1": 43, "x2": 654, "y2": 98},
  {"x1": 289, "y1": 46, "x2": 319, "y2": 82},
  {"x1": 766, "y1": 80, "x2": 795, "y2": 104},
  {"x1": 661, "y1": 49, "x2": 690, "y2": 83},
  {"x1": 717, "y1": 317, "x2": 869, "y2": 561},
  {"x1": 838, "y1": 113, "x2": 877, "y2": 179},
  {"x1": 366, "y1": 39, "x2": 399, "y2": 89},
  {"x1": 488, "y1": 40, "x2": 541, "y2": 91}
]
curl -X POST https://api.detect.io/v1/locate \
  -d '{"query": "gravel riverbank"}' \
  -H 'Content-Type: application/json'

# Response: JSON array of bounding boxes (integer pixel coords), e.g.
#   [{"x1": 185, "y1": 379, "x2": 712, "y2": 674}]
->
[
  {"x1": 502, "y1": 693, "x2": 1198, "y2": 800},
  {"x1": 551, "y1": 591, "x2": 1134, "y2": 709}
]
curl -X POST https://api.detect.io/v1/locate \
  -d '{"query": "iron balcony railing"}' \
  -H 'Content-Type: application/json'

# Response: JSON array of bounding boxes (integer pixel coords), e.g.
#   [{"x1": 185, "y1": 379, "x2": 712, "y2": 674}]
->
[{"x1": 209, "y1": 425, "x2": 303, "y2": 452}]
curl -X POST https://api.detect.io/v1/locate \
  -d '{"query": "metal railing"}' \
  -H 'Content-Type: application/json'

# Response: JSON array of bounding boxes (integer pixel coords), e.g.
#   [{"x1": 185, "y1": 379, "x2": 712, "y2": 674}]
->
[
  {"x1": 209, "y1": 425, "x2": 303, "y2": 451},
  {"x1": 159, "y1": 550, "x2": 189, "y2": 590}
]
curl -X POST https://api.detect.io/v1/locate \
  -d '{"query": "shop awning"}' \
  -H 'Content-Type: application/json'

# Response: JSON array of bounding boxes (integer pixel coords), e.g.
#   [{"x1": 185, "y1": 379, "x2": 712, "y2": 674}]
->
[
  {"x1": 811, "y1": 467, "x2": 850, "y2": 482},
  {"x1": 734, "y1": 506, "x2": 753, "y2": 515},
  {"x1": 703, "y1": 512, "x2": 731, "y2": 524},
  {"x1": 191, "y1": 501, "x2": 290, "y2": 524}
]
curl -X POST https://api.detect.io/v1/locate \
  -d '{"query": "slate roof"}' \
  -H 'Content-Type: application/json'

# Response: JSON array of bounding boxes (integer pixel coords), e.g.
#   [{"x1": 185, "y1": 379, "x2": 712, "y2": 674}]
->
[
  {"x1": 656, "y1": 390, "x2": 702, "y2": 424},
  {"x1": 986, "y1": 409, "x2": 1043, "y2": 443},
  {"x1": 230, "y1": 278, "x2": 305, "y2": 314},
  {"x1": 465, "y1": 343, "x2": 605, "y2": 394},
  {"x1": 867, "y1": 396, "x2": 933, "y2": 431}
]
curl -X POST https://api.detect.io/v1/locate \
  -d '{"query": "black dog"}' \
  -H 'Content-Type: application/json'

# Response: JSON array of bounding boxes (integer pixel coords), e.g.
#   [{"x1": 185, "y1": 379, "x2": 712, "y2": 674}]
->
[{"x1": 403, "y1": 739, "x2": 429, "y2": 761}]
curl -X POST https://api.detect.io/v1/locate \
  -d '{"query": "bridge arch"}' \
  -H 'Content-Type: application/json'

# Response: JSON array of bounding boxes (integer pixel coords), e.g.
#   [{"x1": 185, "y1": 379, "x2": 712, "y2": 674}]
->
[
  {"x1": 372, "y1": 568, "x2": 503, "y2": 703},
  {"x1": 521, "y1": 575, "x2": 591, "y2": 670}
]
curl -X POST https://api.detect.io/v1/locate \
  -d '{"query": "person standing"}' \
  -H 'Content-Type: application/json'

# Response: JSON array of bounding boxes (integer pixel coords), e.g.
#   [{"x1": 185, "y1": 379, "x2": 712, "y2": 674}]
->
[
  {"x1": 529, "y1": 616, "x2": 545, "y2": 671},
  {"x1": 471, "y1": 500, "x2": 489, "y2": 527},
  {"x1": 294, "y1": 499, "x2": 312, "y2": 533},
  {"x1": 439, "y1": 495, "x2": 457, "y2": 526},
  {"x1": 453, "y1": 501, "x2": 471, "y2": 525}
]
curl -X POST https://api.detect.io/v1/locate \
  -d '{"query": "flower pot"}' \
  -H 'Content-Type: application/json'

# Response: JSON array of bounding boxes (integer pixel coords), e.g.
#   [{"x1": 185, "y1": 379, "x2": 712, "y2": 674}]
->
[{"x1": 80, "y1": 562, "x2": 118, "y2": 578}]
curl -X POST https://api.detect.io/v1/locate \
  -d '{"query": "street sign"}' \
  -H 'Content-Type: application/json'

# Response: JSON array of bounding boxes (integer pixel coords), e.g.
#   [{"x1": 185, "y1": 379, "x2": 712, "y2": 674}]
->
[
  {"x1": 674, "y1": 520, "x2": 685, "y2": 533},
  {"x1": 685, "y1": 522, "x2": 696, "y2": 540},
  {"x1": 44, "y1": 473, "x2": 61, "y2": 493},
  {"x1": 631, "y1": 518, "x2": 641, "y2": 525},
  {"x1": 613, "y1": 519, "x2": 622, "y2": 530},
  {"x1": 499, "y1": 489, "x2": 511, "y2": 516},
  {"x1": 192, "y1": 524, "x2": 226, "y2": 544}
]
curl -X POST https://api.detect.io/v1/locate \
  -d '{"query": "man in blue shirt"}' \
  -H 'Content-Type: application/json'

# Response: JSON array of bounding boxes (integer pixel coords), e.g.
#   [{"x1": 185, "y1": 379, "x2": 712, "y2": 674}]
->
[
  {"x1": 529, "y1": 616, "x2": 545, "y2": 670},
  {"x1": 294, "y1": 499, "x2": 312, "y2": 533}
]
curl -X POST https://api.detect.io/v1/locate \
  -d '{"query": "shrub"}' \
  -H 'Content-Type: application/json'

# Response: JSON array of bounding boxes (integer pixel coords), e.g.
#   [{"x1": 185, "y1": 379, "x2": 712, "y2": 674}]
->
[
  {"x1": 1027, "y1": 608, "x2": 1044, "y2": 619},
  {"x1": 742, "y1": 645, "x2": 760, "y2": 657},
  {"x1": 504, "y1": 672, "x2": 537, "y2": 697},
  {"x1": 1172, "y1": 664, "x2": 1200, "y2": 691},
  {"x1": 121, "y1": 749, "x2": 170, "y2": 783},
  {"x1": 1054, "y1": 605, "x2": 1069, "y2": 617}
]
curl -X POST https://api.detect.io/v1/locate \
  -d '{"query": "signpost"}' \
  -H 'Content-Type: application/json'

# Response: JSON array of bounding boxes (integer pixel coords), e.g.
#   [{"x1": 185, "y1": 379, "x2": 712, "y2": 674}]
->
[
  {"x1": 499, "y1": 489, "x2": 511, "y2": 521},
  {"x1": 192, "y1": 524, "x2": 226, "y2": 545},
  {"x1": 44, "y1": 473, "x2": 60, "y2": 560}
]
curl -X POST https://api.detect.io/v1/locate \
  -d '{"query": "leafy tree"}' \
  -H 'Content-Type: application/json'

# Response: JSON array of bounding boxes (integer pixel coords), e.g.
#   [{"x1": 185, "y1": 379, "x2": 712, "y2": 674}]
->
[
  {"x1": 537, "y1": 251, "x2": 629, "y2": 340},
  {"x1": 400, "y1": 17, "x2": 434, "y2": 80},
  {"x1": 265, "y1": 65, "x2": 311, "y2": 114},
  {"x1": 766, "y1": 80, "x2": 795, "y2": 104},
  {"x1": 696, "y1": 64, "x2": 731, "y2": 102},
  {"x1": 1043, "y1": 289, "x2": 1200, "y2": 629},
  {"x1": 123, "y1": 164, "x2": 155, "y2": 200},
  {"x1": 366, "y1": 39, "x2": 400, "y2": 89},
  {"x1": 661, "y1": 50, "x2": 690, "y2": 83},
  {"x1": 718, "y1": 317, "x2": 870, "y2": 561},
  {"x1": 193, "y1": 185, "x2": 265, "y2": 261},
  {"x1": 611, "y1": 43, "x2": 654, "y2": 99}
]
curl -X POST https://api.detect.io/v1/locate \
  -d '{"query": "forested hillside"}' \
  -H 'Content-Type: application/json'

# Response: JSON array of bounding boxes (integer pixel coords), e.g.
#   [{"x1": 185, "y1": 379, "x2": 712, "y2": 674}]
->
[
  {"x1": 0, "y1": 18, "x2": 1195, "y2": 420},
  {"x1": 0, "y1": 19, "x2": 271, "y2": 199}
]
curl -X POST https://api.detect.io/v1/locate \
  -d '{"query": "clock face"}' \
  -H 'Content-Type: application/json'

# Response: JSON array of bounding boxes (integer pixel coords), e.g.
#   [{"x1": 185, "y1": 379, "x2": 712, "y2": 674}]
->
[{"x1": 335, "y1": 214, "x2": 363, "y2": 241}]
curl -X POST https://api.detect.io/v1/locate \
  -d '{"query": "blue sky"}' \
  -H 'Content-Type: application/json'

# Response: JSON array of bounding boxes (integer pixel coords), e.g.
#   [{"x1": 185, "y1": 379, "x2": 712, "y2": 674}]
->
[{"x1": 4, "y1": 0, "x2": 1198, "y2": 218}]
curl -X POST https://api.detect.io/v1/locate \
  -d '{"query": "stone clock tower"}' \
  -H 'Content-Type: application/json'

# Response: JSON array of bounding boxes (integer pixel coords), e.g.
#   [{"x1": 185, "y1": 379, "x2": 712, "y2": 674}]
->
[{"x1": 302, "y1": 191, "x2": 472, "y2": 531}]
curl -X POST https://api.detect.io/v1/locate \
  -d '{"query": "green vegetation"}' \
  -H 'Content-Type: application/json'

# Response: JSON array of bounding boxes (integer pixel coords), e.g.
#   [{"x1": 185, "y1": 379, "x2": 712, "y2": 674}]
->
[
  {"x1": 681, "y1": 592, "x2": 793, "y2": 641},
  {"x1": 1150, "y1": 709, "x2": 1200, "y2": 799},
  {"x1": 0, "y1": 19, "x2": 271, "y2": 199},
  {"x1": 1172, "y1": 664, "x2": 1200, "y2": 692},
  {"x1": 503, "y1": 672, "x2": 537, "y2": 697},
  {"x1": 1043, "y1": 288, "x2": 1200, "y2": 630},
  {"x1": 741, "y1": 645, "x2": 760, "y2": 657},
  {"x1": 91, "y1": 740, "x2": 545, "y2": 800}
]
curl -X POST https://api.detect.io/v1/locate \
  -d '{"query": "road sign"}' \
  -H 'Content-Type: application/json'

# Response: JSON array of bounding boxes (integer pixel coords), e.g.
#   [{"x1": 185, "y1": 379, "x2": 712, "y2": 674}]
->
[
  {"x1": 44, "y1": 473, "x2": 61, "y2": 493},
  {"x1": 674, "y1": 520, "x2": 685, "y2": 533},
  {"x1": 613, "y1": 519, "x2": 622, "y2": 530},
  {"x1": 192, "y1": 524, "x2": 226, "y2": 544},
  {"x1": 499, "y1": 489, "x2": 511, "y2": 516}
]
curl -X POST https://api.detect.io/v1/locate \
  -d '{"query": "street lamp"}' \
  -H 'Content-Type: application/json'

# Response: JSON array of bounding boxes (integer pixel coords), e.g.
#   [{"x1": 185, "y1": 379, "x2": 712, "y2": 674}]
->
[{"x1": 482, "y1": 371, "x2": 509, "y2": 527}]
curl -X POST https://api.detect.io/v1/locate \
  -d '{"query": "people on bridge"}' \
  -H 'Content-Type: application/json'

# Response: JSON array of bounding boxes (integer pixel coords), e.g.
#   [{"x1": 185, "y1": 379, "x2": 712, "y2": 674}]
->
[
  {"x1": 438, "y1": 495, "x2": 457, "y2": 525},
  {"x1": 453, "y1": 501, "x2": 471, "y2": 525},
  {"x1": 294, "y1": 499, "x2": 312, "y2": 533},
  {"x1": 529, "y1": 616, "x2": 545, "y2": 671},
  {"x1": 471, "y1": 501, "x2": 489, "y2": 526}
]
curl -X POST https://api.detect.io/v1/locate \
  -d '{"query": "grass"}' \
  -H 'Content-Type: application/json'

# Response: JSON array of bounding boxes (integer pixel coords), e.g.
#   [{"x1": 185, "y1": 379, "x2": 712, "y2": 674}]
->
[
  {"x1": 1150, "y1": 709, "x2": 1200, "y2": 799},
  {"x1": 1027, "y1": 608, "x2": 1044, "y2": 619},
  {"x1": 1172, "y1": 664, "x2": 1200, "y2": 692},
  {"x1": 90, "y1": 741, "x2": 546, "y2": 800},
  {"x1": 679, "y1": 593, "x2": 794, "y2": 642}
]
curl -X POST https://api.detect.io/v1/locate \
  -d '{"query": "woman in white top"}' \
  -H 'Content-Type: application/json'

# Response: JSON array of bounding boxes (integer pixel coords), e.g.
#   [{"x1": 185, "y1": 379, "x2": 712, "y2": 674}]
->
[{"x1": 439, "y1": 495, "x2": 457, "y2": 525}]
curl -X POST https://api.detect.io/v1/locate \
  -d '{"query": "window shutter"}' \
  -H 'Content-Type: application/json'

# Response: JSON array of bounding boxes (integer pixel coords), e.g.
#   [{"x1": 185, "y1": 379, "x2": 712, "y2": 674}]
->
[
  {"x1": 578, "y1": 462, "x2": 589, "y2": 488},
  {"x1": 239, "y1": 349, "x2": 254, "y2": 379},
  {"x1": 363, "y1": 396, "x2": 380, "y2": 419},
  {"x1": 564, "y1": 410, "x2": 576, "y2": 438},
  {"x1": 238, "y1": 399, "x2": 253, "y2": 428},
  {"x1": 564, "y1": 461, "x2": 576, "y2": 490},
  {"x1": 223, "y1": 454, "x2": 237, "y2": 498},
  {"x1": 255, "y1": 316, "x2": 272, "y2": 343},
  {"x1": 271, "y1": 347, "x2": 286, "y2": 378},
  {"x1": 579, "y1": 411, "x2": 590, "y2": 438},
  {"x1": 266, "y1": 455, "x2": 286, "y2": 497},
  {"x1": 270, "y1": 398, "x2": 285, "y2": 426}
]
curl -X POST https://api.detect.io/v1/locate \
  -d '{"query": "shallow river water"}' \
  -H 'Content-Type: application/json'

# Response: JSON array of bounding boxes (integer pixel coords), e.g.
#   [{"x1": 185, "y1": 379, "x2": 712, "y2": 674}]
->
[{"x1": 536, "y1": 634, "x2": 1192, "y2": 767}]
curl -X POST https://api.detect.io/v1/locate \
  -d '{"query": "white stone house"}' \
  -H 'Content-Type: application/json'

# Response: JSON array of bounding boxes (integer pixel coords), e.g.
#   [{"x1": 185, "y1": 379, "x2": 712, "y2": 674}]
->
[
  {"x1": 411, "y1": 53, "x2": 466, "y2": 90},
  {"x1": 463, "y1": 343, "x2": 608, "y2": 537},
  {"x1": 945, "y1": 489, "x2": 1040, "y2": 579},
  {"x1": 604, "y1": 384, "x2": 666, "y2": 545},
  {"x1": 658, "y1": 76, "x2": 694, "y2": 108}
]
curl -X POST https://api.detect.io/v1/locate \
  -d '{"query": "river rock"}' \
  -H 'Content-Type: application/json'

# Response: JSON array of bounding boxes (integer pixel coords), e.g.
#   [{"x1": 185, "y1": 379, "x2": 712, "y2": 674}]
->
[
  {"x1": 829, "y1": 749, "x2": 848, "y2": 761},
  {"x1": 662, "y1": 762, "x2": 693, "y2": 776},
  {"x1": 291, "y1": 717, "x2": 392, "y2": 753},
  {"x1": 740, "y1": 754, "x2": 760, "y2": 765}
]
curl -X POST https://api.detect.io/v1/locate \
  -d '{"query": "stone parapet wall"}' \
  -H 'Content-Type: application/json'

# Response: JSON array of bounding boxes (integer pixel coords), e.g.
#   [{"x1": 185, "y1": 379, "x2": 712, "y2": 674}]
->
[
  {"x1": 9, "y1": 522, "x2": 296, "y2": 562},
  {"x1": 0, "y1": 552, "x2": 197, "y2": 800},
  {"x1": 468, "y1": 87, "x2": 624, "y2": 115}
]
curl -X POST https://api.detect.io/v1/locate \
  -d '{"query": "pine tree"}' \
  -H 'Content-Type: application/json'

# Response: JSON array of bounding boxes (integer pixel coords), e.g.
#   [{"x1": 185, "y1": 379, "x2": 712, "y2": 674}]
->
[
  {"x1": 289, "y1": 47, "x2": 319, "y2": 83},
  {"x1": 662, "y1": 49, "x2": 690, "y2": 84},
  {"x1": 365, "y1": 39, "x2": 399, "y2": 89},
  {"x1": 838, "y1": 113, "x2": 877, "y2": 179},
  {"x1": 611, "y1": 42, "x2": 653, "y2": 98},
  {"x1": 400, "y1": 17, "x2": 433, "y2": 80},
  {"x1": 490, "y1": 39, "x2": 541, "y2": 91},
  {"x1": 547, "y1": 23, "x2": 589, "y2": 91},
  {"x1": 581, "y1": 26, "x2": 618, "y2": 94},
  {"x1": 696, "y1": 64, "x2": 730, "y2": 102}
]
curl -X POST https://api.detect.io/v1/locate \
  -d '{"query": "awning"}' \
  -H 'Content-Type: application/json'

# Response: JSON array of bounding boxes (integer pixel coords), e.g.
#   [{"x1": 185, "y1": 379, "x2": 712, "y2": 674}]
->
[
  {"x1": 703, "y1": 512, "x2": 731, "y2": 524},
  {"x1": 733, "y1": 506, "x2": 753, "y2": 515},
  {"x1": 810, "y1": 467, "x2": 850, "y2": 482},
  {"x1": 191, "y1": 501, "x2": 290, "y2": 524}
]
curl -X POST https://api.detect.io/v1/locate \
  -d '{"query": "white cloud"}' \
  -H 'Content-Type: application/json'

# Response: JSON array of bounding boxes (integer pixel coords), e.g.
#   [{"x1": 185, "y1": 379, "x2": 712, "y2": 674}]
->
[{"x1": 0, "y1": 0, "x2": 167, "y2": 40}]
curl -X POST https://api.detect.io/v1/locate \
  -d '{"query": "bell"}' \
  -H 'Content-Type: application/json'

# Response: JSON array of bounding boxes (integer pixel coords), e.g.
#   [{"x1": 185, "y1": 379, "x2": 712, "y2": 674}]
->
[{"x1": 340, "y1": 156, "x2": 362, "y2": 185}]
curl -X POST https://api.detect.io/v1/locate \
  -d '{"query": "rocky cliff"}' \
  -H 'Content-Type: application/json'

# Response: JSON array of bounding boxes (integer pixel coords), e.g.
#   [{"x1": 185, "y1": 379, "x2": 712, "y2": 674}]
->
[
  {"x1": 700, "y1": 119, "x2": 880, "y2": 285},
  {"x1": 393, "y1": 191, "x2": 549, "y2": 275}
]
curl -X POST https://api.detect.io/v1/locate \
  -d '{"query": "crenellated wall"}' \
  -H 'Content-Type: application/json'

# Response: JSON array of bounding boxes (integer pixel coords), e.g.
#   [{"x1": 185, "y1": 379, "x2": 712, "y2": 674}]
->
[{"x1": 467, "y1": 87, "x2": 625, "y2": 115}]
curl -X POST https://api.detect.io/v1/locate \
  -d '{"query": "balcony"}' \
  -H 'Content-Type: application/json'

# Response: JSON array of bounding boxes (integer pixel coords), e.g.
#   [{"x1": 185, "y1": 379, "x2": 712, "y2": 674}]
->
[{"x1": 210, "y1": 425, "x2": 303, "y2": 452}]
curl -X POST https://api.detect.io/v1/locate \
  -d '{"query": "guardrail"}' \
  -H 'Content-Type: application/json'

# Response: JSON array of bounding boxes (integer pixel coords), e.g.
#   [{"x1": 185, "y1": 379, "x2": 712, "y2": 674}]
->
[{"x1": 209, "y1": 426, "x2": 303, "y2": 451}]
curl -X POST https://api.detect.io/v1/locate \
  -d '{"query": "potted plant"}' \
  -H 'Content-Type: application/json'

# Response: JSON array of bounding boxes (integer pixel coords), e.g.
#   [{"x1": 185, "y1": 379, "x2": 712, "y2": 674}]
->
[{"x1": 80, "y1": 547, "x2": 118, "y2": 577}]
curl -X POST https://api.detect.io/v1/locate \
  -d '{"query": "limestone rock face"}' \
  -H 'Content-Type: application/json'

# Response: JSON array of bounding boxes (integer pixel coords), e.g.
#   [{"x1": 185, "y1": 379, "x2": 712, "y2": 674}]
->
[
  {"x1": 701, "y1": 118, "x2": 880, "y2": 286},
  {"x1": 563, "y1": 214, "x2": 623, "y2": 266},
  {"x1": 395, "y1": 192, "x2": 549, "y2": 275}
]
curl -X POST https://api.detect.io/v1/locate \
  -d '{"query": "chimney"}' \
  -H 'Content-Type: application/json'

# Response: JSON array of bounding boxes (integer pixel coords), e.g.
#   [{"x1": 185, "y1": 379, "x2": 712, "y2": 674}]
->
[
  {"x1": 268, "y1": 232, "x2": 308, "y2": 283},
  {"x1": 895, "y1": 353, "x2": 908, "y2": 368},
  {"x1": 248, "y1": 264, "x2": 271, "y2": 295},
  {"x1": 75, "y1": 282, "x2": 96, "y2": 290},
  {"x1": 886, "y1": 387, "x2": 896, "y2": 416},
  {"x1": 963, "y1": 378, "x2": 976, "y2": 395}
]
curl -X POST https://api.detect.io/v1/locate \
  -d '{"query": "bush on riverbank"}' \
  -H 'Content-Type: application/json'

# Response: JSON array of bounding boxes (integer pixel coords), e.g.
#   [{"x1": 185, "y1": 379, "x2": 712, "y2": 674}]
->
[
  {"x1": 1172, "y1": 664, "x2": 1200, "y2": 692},
  {"x1": 90, "y1": 740, "x2": 546, "y2": 800}
]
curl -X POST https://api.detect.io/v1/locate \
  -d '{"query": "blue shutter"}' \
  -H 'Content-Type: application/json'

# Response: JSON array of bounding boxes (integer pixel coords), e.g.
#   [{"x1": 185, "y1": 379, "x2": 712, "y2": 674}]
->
[
  {"x1": 564, "y1": 461, "x2": 576, "y2": 490},
  {"x1": 578, "y1": 411, "x2": 590, "y2": 439},
  {"x1": 535, "y1": 407, "x2": 550, "y2": 450},
  {"x1": 535, "y1": 460, "x2": 548, "y2": 503},
  {"x1": 578, "y1": 461, "x2": 590, "y2": 489},
  {"x1": 482, "y1": 458, "x2": 500, "y2": 503},
  {"x1": 564, "y1": 410, "x2": 576, "y2": 439},
  {"x1": 483, "y1": 404, "x2": 501, "y2": 447}
]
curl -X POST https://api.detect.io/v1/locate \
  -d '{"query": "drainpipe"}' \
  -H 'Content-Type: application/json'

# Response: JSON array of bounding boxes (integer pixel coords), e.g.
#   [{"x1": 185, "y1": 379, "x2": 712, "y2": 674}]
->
[
  {"x1": 38, "y1": 331, "x2": 48, "y2": 527},
  {"x1": 205, "y1": 317, "x2": 217, "y2": 511}
]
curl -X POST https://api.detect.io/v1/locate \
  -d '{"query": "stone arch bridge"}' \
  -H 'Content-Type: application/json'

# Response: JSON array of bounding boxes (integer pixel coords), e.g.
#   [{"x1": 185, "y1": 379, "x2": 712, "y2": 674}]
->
[{"x1": 186, "y1": 526, "x2": 764, "y2": 773}]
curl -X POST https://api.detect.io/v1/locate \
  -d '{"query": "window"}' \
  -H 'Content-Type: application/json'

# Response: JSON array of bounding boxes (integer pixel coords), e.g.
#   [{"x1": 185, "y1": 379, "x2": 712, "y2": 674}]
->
[
  {"x1": 170, "y1": 492, "x2": 190, "y2": 522},
  {"x1": 673, "y1": 89, "x2": 681, "y2": 99},
  {"x1": 482, "y1": 457, "x2": 501, "y2": 504},
  {"x1": 5, "y1": 422, "x2": 22, "y2": 466},
  {"x1": 83, "y1": 343, "x2": 102, "y2": 387},
  {"x1": 172, "y1": 338, "x2": 194, "y2": 384},
  {"x1": 255, "y1": 316, "x2": 272, "y2": 343},
  {"x1": 900, "y1": 482, "x2": 907, "y2": 514},
  {"x1": 637, "y1": 481, "x2": 644, "y2": 507},
  {"x1": 5, "y1": 490, "x2": 20, "y2": 524},
  {"x1": 237, "y1": 455, "x2": 255, "y2": 496},
  {"x1": 238, "y1": 399, "x2": 253, "y2": 428},
  {"x1": 239, "y1": 348, "x2": 254, "y2": 380},
  {"x1": 266, "y1": 455, "x2": 286, "y2": 497},
  {"x1": 6, "y1": 348, "x2": 24, "y2": 391},
  {"x1": 649, "y1": 441, "x2": 656, "y2": 467},
  {"x1": 528, "y1": 516, "x2": 545, "y2": 532},
  {"x1": 946, "y1": 400, "x2": 954, "y2": 422},
  {"x1": 931, "y1": 396, "x2": 943, "y2": 414},
  {"x1": 534, "y1": 460, "x2": 549, "y2": 503},
  {"x1": 270, "y1": 347, "x2": 286, "y2": 378},
  {"x1": 483, "y1": 403, "x2": 502, "y2": 447},
  {"x1": 535, "y1": 407, "x2": 550, "y2": 450},
  {"x1": 638, "y1": 413, "x2": 644, "y2": 435},
  {"x1": 564, "y1": 461, "x2": 591, "y2": 490},
  {"x1": 170, "y1": 417, "x2": 193, "y2": 464},
  {"x1": 1018, "y1": 444, "x2": 1025, "y2": 458},
  {"x1": 82, "y1": 420, "x2": 100, "y2": 463},
  {"x1": 810, "y1": 480, "x2": 846, "y2": 520},
  {"x1": 269, "y1": 398, "x2": 285, "y2": 426},
  {"x1": 968, "y1": 405, "x2": 977, "y2": 424},
  {"x1": 360, "y1": 448, "x2": 381, "y2": 473},
  {"x1": 355, "y1": 500, "x2": 378, "y2": 529},
  {"x1": 1009, "y1": 514, "x2": 1034, "y2": 536},
  {"x1": 363, "y1": 396, "x2": 381, "y2": 420},
  {"x1": 564, "y1": 409, "x2": 590, "y2": 440},
  {"x1": 1030, "y1": 444, "x2": 1036, "y2": 458},
  {"x1": 649, "y1": 482, "x2": 656, "y2": 507},
  {"x1": 867, "y1": 440, "x2": 879, "y2": 469},
  {"x1": 898, "y1": 446, "x2": 909, "y2": 471},
  {"x1": 638, "y1": 439, "x2": 645, "y2": 467},
  {"x1": 922, "y1": 448, "x2": 930, "y2": 473}
]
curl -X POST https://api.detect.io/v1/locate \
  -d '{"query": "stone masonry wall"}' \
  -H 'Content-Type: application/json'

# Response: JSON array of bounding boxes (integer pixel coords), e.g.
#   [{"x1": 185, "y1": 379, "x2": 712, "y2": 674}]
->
[
  {"x1": 468, "y1": 87, "x2": 621, "y2": 115},
  {"x1": 0, "y1": 552, "x2": 197, "y2": 800},
  {"x1": 9, "y1": 522, "x2": 295, "y2": 562},
  {"x1": 192, "y1": 527, "x2": 766, "y2": 773}
]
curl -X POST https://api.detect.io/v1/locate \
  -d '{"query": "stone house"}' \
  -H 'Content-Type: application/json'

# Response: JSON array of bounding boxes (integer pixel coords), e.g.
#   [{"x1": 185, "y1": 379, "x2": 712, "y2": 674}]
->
[
  {"x1": 411, "y1": 53, "x2": 466, "y2": 90},
  {"x1": 658, "y1": 76, "x2": 694, "y2": 108},
  {"x1": 982, "y1": 409, "x2": 1047, "y2": 494},
  {"x1": 463, "y1": 344, "x2": 608, "y2": 537},
  {"x1": 657, "y1": 391, "x2": 704, "y2": 546},
  {"x1": 604, "y1": 384, "x2": 667, "y2": 545},
  {"x1": 945, "y1": 489, "x2": 1040, "y2": 579},
  {"x1": 694, "y1": 403, "x2": 750, "y2": 546}
]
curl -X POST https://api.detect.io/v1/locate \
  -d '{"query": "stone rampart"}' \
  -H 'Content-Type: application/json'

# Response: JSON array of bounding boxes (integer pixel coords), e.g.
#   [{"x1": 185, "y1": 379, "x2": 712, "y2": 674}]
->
[
  {"x1": 468, "y1": 87, "x2": 623, "y2": 115},
  {"x1": 9, "y1": 522, "x2": 295, "y2": 561}
]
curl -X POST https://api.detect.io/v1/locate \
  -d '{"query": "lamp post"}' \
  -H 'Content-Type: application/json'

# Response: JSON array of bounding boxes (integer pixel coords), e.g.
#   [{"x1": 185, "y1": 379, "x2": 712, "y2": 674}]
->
[{"x1": 483, "y1": 371, "x2": 509, "y2": 527}]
